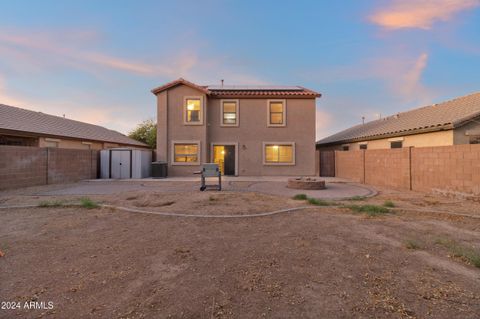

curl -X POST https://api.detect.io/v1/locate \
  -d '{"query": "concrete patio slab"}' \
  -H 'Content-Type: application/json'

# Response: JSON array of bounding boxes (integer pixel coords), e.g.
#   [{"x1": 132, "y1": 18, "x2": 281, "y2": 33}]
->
[{"x1": 34, "y1": 177, "x2": 375, "y2": 200}]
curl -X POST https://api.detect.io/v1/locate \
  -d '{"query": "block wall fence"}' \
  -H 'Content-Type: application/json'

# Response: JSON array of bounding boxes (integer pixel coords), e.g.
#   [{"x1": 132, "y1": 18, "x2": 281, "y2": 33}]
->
[
  {"x1": 0, "y1": 145, "x2": 98, "y2": 190},
  {"x1": 334, "y1": 144, "x2": 480, "y2": 198}
]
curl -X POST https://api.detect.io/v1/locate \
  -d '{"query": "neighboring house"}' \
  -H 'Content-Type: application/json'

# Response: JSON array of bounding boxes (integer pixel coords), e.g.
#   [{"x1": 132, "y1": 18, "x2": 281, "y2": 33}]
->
[
  {"x1": 317, "y1": 92, "x2": 480, "y2": 151},
  {"x1": 152, "y1": 78, "x2": 320, "y2": 176},
  {"x1": 0, "y1": 104, "x2": 148, "y2": 149}
]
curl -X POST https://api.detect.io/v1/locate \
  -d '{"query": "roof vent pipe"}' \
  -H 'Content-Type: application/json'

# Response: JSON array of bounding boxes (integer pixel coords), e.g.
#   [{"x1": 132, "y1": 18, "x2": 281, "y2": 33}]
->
[{"x1": 221, "y1": 79, "x2": 224, "y2": 87}]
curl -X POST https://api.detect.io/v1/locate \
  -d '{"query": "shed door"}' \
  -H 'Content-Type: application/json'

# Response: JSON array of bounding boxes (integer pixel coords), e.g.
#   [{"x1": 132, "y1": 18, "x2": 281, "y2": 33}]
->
[{"x1": 111, "y1": 150, "x2": 132, "y2": 179}]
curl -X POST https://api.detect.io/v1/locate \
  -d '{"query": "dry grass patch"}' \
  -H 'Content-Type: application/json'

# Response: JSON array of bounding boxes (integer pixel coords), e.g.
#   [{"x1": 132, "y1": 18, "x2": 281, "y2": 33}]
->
[{"x1": 435, "y1": 237, "x2": 480, "y2": 268}]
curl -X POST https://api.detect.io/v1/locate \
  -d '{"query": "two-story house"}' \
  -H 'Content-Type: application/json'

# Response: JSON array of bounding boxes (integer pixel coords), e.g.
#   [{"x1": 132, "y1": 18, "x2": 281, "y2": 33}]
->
[{"x1": 152, "y1": 78, "x2": 320, "y2": 176}]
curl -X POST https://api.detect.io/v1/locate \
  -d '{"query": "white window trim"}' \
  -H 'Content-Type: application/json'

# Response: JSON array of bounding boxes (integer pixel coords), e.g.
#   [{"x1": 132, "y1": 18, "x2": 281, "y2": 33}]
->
[
  {"x1": 171, "y1": 140, "x2": 201, "y2": 166},
  {"x1": 267, "y1": 99, "x2": 287, "y2": 127},
  {"x1": 220, "y1": 99, "x2": 240, "y2": 127},
  {"x1": 183, "y1": 96, "x2": 204, "y2": 126},
  {"x1": 210, "y1": 142, "x2": 239, "y2": 175},
  {"x1": 262, "y1": 142, "x2": 295, "y2": 166}
]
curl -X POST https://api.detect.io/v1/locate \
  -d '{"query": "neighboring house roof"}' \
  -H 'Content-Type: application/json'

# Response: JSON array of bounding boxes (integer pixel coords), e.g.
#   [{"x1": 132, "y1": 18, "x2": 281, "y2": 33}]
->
[
  {"x1": 151, "y1": 78, "x2": 321, "y2": 98},
  {"x1": 0, "y1": 104, "x2": 148, "y2": 147},
  {"x1": 317, "y1": 92, "x2": 480, "y2": 146}
]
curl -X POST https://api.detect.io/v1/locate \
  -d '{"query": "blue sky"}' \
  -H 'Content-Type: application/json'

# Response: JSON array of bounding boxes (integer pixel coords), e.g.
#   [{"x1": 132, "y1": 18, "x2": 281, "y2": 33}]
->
[{"x1": 1, "y1": 0, "x2": 479, "y2": 139}]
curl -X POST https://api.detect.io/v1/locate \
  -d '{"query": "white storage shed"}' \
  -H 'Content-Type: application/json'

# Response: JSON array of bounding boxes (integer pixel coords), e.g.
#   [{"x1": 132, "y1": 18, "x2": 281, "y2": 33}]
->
[{"x1": 100, "y1": 148, "x2": 152, "y2": 179}]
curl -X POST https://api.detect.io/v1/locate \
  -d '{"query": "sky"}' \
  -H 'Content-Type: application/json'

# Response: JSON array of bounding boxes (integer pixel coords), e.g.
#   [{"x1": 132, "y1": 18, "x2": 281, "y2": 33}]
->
[{"x1": 0, "y1": 0, "x2": 480, "y2": 140}]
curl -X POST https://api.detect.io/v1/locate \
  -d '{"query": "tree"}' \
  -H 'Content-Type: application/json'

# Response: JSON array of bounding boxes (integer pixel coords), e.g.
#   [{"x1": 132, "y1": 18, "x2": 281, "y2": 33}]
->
[{"x1": 128, "y1": 119, "x2": 156, "y2": 149}]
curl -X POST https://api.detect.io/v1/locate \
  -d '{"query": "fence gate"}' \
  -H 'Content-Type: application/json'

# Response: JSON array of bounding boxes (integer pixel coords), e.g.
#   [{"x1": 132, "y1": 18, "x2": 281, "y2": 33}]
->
[{"x1": 320, "y1": 150, "x2": 335, "y2": 177}]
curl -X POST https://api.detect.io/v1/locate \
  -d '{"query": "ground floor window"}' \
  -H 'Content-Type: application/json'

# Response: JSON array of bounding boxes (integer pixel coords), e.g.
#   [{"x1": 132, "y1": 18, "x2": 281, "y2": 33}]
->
[
  {"x1": 172, "y1": 141, "x2": 200, "y2": 164},
  {"x1": 263, "y1": 143, "x2": 295, "y2": 165},
  {"x1": 390, "y1": 141, "x2": 403, "y2": 148},
  {"x1": 359, "y1": 144, "x2": 367, "y2": 150}
]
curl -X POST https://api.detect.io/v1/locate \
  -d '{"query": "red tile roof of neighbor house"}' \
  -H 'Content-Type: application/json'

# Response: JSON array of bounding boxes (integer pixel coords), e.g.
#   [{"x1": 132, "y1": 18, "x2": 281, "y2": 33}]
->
[
  {"x1": 0, "y1": 104, "x2": 148, "y2": 147},
  {"x1": 317, "y1": 92, "x2": 480, "y2": 145},
  {"x1": 151, "y1": 78, "x2": 321, "y2": 98}
]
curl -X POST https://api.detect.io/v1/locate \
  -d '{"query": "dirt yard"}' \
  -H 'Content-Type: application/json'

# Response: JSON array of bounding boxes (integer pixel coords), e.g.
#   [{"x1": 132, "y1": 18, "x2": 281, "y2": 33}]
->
[{"x1": 1, "y1": 184, "x2": 480, "y2": 318}]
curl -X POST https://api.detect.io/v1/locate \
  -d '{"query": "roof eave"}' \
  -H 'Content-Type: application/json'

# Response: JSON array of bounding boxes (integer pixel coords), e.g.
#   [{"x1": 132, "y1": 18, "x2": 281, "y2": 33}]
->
[
  {"x1": 316, "y1": 124, "x2": 454, "y2": 146},
  {"x1": 0, "y1": 128, "x2": 149, "y2": 148}
]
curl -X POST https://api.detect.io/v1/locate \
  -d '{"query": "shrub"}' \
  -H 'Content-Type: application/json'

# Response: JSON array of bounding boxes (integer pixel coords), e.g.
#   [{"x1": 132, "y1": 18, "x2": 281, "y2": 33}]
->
[
  {"x1": 292, "y1": 194, "x2": 308, "y2": 200},
  {"x1": 38, "y1": 200, "x2": 64, "y2": 207},
  {"x1": 383, "y1": 200, "x2": 395, "y2": 208},
  {"x1": 405, "y1": 239, "x2": 421, "y2": 250},
  {"x1": 307, "y1": 198, "x2": 331, "y2": 206},
  {"x1": 348, "y1": 196, "x2": 366, "y2": 201},
  {"x1": 79, "y1": 198, "x2": 99, "y2": 209},
  {"x1": 346, "y1": 204, "x2": 390, "y2": 216}
]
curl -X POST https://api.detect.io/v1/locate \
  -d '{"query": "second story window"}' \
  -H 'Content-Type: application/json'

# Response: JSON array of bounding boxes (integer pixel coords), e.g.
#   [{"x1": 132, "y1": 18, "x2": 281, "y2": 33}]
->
[
  {"x1": 221, "y1": 100, "x2": 239, "y2": 126},
  {"x1": 268, "y1": 100, "x2": 286, "y2": 127},
  {"x1": 184, "y1": 97, "x2": 203, "y2": 125}
]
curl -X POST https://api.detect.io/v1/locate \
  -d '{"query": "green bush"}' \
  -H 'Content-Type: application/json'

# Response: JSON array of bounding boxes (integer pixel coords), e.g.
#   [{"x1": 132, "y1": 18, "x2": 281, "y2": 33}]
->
[
  {"x1": 348, "y1": 196, "x2": 366, "y2": 201},
  {"x1": 79, "y1": 198, "x2": 99, "y2": 209},
  {"x1": 292, "y1": 194, "x2": 308, "y2": 200},
  {"x1": 383, "y1": 200, "x2": 395, "y2": 208},
  {"x1": 307, "y1": 198, "x2": 331, "y2": 206},
  {"x1": 346, "y1": 204, "x2": 390, "y2": 216}
]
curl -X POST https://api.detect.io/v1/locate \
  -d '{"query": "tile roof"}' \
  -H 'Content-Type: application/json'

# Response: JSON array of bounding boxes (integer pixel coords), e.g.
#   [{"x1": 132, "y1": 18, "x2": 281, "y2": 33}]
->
[
  {"x1": 317, "y1": 92, "x2": 480, "y2": 145},
  {"x1": 151, "y1": 78, "x2": 210, "y2": 95},
  {"x1": 151, "y1": 78, "x2": 321, "y2": 97},
  {"x1": 0, "y1": 104, "x2": 148, "y2": 147}
]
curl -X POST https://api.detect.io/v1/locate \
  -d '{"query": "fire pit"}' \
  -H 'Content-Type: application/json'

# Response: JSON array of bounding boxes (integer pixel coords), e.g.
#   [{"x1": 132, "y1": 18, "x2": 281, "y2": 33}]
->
[{"x1": 287, "y1": 177, "x2": 326, "y2": 190}]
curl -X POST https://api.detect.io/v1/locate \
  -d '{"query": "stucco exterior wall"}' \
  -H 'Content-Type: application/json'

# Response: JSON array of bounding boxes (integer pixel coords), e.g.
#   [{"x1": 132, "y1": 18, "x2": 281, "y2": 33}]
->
[
  {"x1": 156, "y1": 84, "x2": 316, "y2": 176},
  {"x1": 37, "y1": 137, "x2": 141, "y2": 150},
  {"x1": 454, "y1": 119, "x2": 480, "y2": 144},
  {"x1": 38, "y1": 137, "x2": 103, "y2": 150},
  {"x1": 207, "y1": 98, "x2": 316, "y2": 176},
  {"x1": 157, "y1": 85, "x2": 208, "y2": 176},
  {"x1": 344, "y1": 130, "x2": 454, "y2": 150}
]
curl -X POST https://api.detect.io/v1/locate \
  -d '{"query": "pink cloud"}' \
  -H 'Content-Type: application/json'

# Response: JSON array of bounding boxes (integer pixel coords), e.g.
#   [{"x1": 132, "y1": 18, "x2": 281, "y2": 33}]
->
[
  {"x1": 371, "y1": 52, "x2": 433, "y2": 105},
  {"x1": 0, "y1": 31, "x2": 187, "y2": 76},
  {"x1": 370, "y1": 0, "x2": 480, "y2": 30}
]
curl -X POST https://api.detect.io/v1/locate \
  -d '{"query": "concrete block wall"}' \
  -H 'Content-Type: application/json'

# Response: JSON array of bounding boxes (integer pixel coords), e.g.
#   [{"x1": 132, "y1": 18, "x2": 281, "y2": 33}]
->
[
  {"x1": 411, "y1": 144, "x2": 480, "y2": 196},
  {"x1": 334, "y1": 144, "x2": 480, "y2": 197},
  {"x1": 364, "y1": 148, "x2": 411, "y2": 190},
  {"x1": 47, "y1": 148, "x2": 98, "y2": 184},
  {"x1": 335, "y1": 150, "x2": 364, "y2": 183},
  {"x1": 0, "y1": 146, "x2": 47, "y2": 189},
  {"x1": 0, "y1": 146, "x2": 98, "y2": 190}
]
